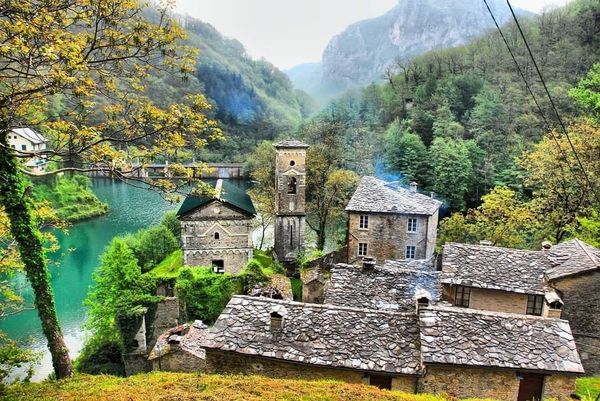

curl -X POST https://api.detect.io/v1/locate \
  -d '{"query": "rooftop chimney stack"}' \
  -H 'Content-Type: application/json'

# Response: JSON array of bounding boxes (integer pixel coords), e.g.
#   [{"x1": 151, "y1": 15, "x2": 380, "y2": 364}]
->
[
  {"x1": 362, "y1": 257, "x2": 376, "y2": 271},
  {"x1": 410, "y1": 181, "x2": 418, "y2": 193},
  {"x1": 542, "y1": 241, "x2": 552, "y2": 251},
  {"x1": 430, "y1": 191, "x2": 435, "y2": 199}
]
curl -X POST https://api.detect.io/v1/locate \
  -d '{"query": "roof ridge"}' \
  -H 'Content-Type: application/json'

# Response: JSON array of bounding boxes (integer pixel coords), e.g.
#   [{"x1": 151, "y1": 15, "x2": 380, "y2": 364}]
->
[
  {"x1": 423, "y1": 304, "x2": 567, "y2": 322},
  {"x1": 574, "y1": 238, "x2": 600, "y2": 267}
]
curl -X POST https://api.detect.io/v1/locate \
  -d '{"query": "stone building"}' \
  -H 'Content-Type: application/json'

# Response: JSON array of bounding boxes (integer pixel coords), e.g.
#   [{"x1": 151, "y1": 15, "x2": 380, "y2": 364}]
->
[
  {"x1": 177, "y1": 179, "x2": 256, "y2": 274},
  {"x1": 273, "y1": 139, "x2": 309, "y2": 263},
  {"x1": 192, "y1": 295, "x2": 582, "y2": 400},
  {"x1": 323, "y1": 260, "x2": 440, "y2": 311},
  {"x1": 345, "y1": 176, "x2": 442, "y2": 264},
  {"x1": 440, "y1": 239, "x2": 600, "y2": 374}
]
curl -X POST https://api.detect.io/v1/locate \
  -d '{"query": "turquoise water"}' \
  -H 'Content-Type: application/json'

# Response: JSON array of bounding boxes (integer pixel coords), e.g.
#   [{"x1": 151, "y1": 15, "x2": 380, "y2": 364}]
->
[{"x1": 0, "y1": 179, "x2": 182, "y2": 381}]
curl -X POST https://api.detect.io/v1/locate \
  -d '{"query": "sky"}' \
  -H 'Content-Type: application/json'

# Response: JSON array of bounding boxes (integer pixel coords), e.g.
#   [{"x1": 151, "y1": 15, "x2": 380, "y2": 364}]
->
[{"x1": 175, "y1": 0, "x2": 572, "y2": 70}]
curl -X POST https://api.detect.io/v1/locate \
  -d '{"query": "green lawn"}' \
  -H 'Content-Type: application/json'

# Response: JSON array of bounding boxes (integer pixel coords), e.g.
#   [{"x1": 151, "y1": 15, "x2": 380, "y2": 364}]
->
[
  {"x1": 578, "y1": 377, "x2": 600, "y2": 401},
  {"x1": 149, "y1": 249, "x2": 183, "y2": 279}
]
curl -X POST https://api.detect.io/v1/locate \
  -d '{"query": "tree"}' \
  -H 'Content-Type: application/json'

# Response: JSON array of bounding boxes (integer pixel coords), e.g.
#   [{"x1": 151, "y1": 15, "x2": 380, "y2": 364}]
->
[
  {"x1": 438, "y1": 187, "x2": 542, "y2": 250},
  {"x1": 428, "y1": 137, "x2": 474, "y2": 211},
  {"x1": 0, "y1": 1, "x2": 220, "y2": 378},
  {"x1": 569, "y1": 62, "x2": 600, "y2": 123},
  {"x1": 245, "y1": 141, "x2": 276, "y2": 250},
  {"x1": 519, "y1": 122, "x2": 600, "y2": 242},
  {"x1": 384, "y1": 121, "x2": 427, "y2": 183},
  {"x1": 306, "y1": 146, "x2": 360, "y2": 250}
]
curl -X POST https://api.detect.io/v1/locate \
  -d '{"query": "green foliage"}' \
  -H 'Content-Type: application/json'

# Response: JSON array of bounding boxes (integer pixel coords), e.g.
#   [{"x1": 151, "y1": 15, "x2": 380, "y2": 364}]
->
[
  {"x1": 576, "y1": 376, "x2": 600, "y2": 401},
  {"x1": 572, "y1": 211, "x2": 600, "y2": 247},
  {"x1": 384, "y1": 121, "x2": 427, "y2": 182},
  {"x1": 428, "y1": 138, "x2": 473, "y2": 211},
  {"x1": 290, "y1": 278, "x2": 303, "y2": 302},
  {"x1": 125, "y1": 226, "x2": 179, "y2": 272},
  {"x1": 569, "y1": 62, "x2": 600, "y2": 123},
  {"x1": 0, "y1": 333, "x2": 37, "y2": 385},
  {"x1": 31, "y1": 175, "x2": 108, "y2": 222},
  {"x1": 149, "y1": 250, "x2": 184, "y2": 280},
  {"x1": 74, "y1": 337, "x2": 124, "y2": 377},
  {"x1": 175, "y1": 268, "x2": 241, "y2": 324},
  {"x1": 160, "y1": 212, "x2": 180, "y2": 241}
]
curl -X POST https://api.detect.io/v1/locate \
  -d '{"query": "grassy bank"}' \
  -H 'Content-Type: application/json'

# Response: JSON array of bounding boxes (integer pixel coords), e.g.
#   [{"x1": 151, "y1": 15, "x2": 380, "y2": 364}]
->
[{"x1": 32, "y1": 175, "x2": 108, "y2": 222}]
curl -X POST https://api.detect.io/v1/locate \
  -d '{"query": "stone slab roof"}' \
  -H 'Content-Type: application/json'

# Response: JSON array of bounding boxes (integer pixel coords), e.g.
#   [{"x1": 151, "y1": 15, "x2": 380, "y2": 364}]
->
[
  {"x1": 324, "y1": 263, "x2": 440, "y2": 311},
  {"x1": 201, "y1": 295, "x2": 423, "y2": 375},
  {"x1": 273, "y1": 138, "x2": 309, "y2": 148},
  {"x1": 148, "y1": 321, "x2": 207, "y2": 361},
  {"x1": 177, "y1": 179, "x2": 256, "y2": 217},
  {"x1": 419, "y1": 306, "x2": 584, "y2": 373},
  {"x1": 441, "y1": 242, "x2": 547, "y2": 294},
  {"x1": 545, "y1": 239, "x2": 600, "y2": 281},
  {"x1": 345, "y1": 176, "x2": 442, "y2": 215}
]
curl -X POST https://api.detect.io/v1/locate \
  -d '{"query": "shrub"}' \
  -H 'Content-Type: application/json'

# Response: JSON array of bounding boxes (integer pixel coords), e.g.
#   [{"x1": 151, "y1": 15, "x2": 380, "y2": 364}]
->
[
  {"x1": 126, "y1": 225, "x2": 179, "y2": 272},
  {"x1": 161, "y1": 211, "x2": 181, "y2": 240}
]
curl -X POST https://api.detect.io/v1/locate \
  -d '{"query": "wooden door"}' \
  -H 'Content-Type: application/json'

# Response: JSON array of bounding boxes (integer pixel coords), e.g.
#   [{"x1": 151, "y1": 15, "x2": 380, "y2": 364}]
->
[{"x1": 517, "y1": 374, "x2": 544, "y2": 401}]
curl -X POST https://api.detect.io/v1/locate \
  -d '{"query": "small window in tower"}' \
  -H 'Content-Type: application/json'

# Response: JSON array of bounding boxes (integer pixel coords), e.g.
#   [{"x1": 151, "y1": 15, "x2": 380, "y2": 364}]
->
[
  {"x1": 289, "y1": 160, "x2": 296, "y2": 166},
  {"x1": 214, "y1": 232, "x2": 220, "y2": 240},
  {"x1": 288, "y1": 177, "x2": 297, "y2": 194},
  {"x1": 289, "y1": 224, "x2": 294, "y2": 246}
]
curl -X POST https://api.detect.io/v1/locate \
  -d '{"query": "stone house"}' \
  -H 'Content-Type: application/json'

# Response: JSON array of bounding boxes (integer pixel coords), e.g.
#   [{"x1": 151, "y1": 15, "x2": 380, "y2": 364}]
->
[
  {"x1": 7, "y1": 127, "x2": 48, "y2": 173},
  {"x1": 440, "y1": 239, "x2": 600, "y2": 374},
  {"x1": 191, "y1": 295, "x2": 582, "y2": 400},
  {"x1": 345, "y1": 177, "x2": 442, "y2": 264},
  {"x1": 148, "y1": 321, "x2": 207, "y2": 372},
  {"x1": 177, "y1": 179, "x2": 256, "y2": 274},
  {"x1": 273, "y1": 139, "x2": 309, "y2": 263},
  {"x1": 323, "y1": 260, "x2": 441, "y2": 311}
]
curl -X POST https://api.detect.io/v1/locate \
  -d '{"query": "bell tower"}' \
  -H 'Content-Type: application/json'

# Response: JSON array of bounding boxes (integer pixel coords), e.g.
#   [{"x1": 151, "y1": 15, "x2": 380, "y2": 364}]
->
[{"x1": 273, "y1": 139, "x2": 309, "y2": 263}]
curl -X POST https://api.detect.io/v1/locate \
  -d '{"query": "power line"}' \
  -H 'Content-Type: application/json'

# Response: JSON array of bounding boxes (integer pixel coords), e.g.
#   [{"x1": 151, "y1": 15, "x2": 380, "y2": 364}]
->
[
  {"x1": 481, "y1": 0, "x2": 589, "y2": 200},
  {"x1": 505, "y1": 0, "x2": 600, "y2": 206}
]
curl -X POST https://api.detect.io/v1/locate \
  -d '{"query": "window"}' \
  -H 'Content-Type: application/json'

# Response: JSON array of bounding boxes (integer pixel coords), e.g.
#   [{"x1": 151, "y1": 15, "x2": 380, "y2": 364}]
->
[
  {"x1": 406, "y1": 245, "x2": 416, "y2": 259},
  {"x1": 359, "y1": 215, "x2": 369, "y2": 229},
  {"x1": 289, "y1": 160, "x2": 296, "y2": 166},
  {"x1": 289, "y1": 224, "x2": 294, "y2": 246},
  {"x1": 454, "y1": 285, "x2": 471, "y2": 307},
  {"x1": 358, "y1": 242, "x2": 368, "y2": 256},
  {"x1": 407, "y1": 218, "x2": 417, "y2": 232},
  {"x1": 270, "y1": 312, "x2": 283, "y2": 330},
  {"x1": 212, "y1": 260, "x2": 224, "y2": 274},
  {"x1": 527, "y1": 295, "x2": 543, "y2": 316},
  {"x1": 214, "y1": 232, "x2": 220, "y2": 240},
  {"x1": 21, "y1": 144, "x2": 26, "y2": 151},
  {"x1": 288, "y1": 177, "x2": 297, "y2": 194}
]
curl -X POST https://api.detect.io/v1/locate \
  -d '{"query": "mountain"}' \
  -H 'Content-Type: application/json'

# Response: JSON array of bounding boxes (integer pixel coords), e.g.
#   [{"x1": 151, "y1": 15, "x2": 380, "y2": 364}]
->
[{"x1": 289, "y1": 0, "x2": 533, "y2": 102}]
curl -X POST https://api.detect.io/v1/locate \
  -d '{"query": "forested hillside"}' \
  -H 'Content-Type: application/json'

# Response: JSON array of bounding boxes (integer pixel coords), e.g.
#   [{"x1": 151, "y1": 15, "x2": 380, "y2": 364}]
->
[{"x1": 283, "y1": 0, "x2": 600, "y2": 248}]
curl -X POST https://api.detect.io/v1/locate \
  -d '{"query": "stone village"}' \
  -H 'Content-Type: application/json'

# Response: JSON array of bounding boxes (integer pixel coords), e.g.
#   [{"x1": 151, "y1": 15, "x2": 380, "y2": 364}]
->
[{"x1": 124, "y1": 139, "x2": 599, "y2": 401}]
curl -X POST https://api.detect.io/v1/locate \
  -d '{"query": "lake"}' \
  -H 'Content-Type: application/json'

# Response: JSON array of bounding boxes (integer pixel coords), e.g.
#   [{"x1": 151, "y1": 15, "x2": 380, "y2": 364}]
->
[{"x1": 0, "y1": 179, "x2": 188, "y2": 380}]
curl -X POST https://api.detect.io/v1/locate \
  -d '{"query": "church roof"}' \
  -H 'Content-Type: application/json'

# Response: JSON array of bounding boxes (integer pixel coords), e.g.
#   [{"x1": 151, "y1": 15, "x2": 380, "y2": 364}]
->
[
  {"x1": 324, "y1": 263, "x2": 441, "y2": 311},
  {"x1": 440, "y1": 242, "x2": 547, "y2": 294},
  {"x1": 545, "y1": 239, "x2": 600, "y2": 281},
  {"x1": 200, "y1": 295, "x2": 423, "y2": 375},
  {"x1": 345, "y1": 176, "x2": 442, "y2": 215},
  {"x1": 176, "y1": 179, "x2": 256, "y2": 217},
  {"x1": 419, "y1": 306, "x2": 584, "y2": 373},
  {"x1": 273, "y1": 138, "x2": 310, "y2": 149}
]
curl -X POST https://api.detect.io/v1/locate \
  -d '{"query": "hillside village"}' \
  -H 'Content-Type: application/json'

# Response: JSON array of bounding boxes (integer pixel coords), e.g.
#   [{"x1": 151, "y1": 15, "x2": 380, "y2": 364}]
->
[{"x1": 105, "y1": 139, "x2": 600, "y2": 401}]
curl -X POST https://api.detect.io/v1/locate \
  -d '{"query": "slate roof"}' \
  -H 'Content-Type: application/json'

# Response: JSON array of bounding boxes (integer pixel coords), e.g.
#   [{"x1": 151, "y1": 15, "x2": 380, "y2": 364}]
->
[
  {"x1": 345, "y1": 176, "x2": 442, "y2": 215},
  {"x1": 148, "y1": 321, "x2": 208, "y2": 361},
  {"x1": 545, "y1": 239, "x2": 600, "y2": 281},
  {"x1": 200, "y1": 295, "x2": 423, "y2": 375},
  {"x1": 419, "y1": 306, "x2": 584, "y2": 373},
  {"x1": 440, "y1": 242, "x2": 547, "y2": 294},
  {"x1": 324, "y1": 263, "x2": 441, "y2": 311},
  {"x1": 11, "y1": 128, "x2": 46, "y2": 144},
  {"x1": 177, "y1": 179, "x2": 256, "y2": 217},
  {"x1": 273, "y1": 138, "x2": 310, "y2": 148}
]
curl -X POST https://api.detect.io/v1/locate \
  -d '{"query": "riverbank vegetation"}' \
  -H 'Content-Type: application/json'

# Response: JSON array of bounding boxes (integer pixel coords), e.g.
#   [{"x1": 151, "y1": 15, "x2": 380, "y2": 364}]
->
[
  {"x1": 1, "y1": 372, "x2": 598, "y2": 401},
  {"x1": 32, "y1": 176, "x2": 108, "y2": 222}
]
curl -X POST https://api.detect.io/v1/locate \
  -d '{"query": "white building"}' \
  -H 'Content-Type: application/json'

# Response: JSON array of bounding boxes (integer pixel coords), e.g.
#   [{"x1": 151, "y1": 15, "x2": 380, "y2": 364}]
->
[{"x1": 7, "y1": 128, "x2": 48, "y2": 173}]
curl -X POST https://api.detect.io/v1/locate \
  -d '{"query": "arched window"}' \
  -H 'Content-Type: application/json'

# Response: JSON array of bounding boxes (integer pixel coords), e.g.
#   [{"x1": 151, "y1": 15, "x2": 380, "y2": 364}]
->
[
  {"x1": 214, "y1": 232, "x2": 220, "y2": 240},
  {"x1": 288, "y1": 177, "x2": 297, "y2": 194}
]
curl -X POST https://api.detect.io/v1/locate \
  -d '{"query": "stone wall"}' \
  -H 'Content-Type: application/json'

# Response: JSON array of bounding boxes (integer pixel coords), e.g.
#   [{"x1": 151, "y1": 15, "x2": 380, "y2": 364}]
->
[
  {"x1": 275, "y1": 148, "x2": 307, "y2": 215},
  {"x1": 123, "y1": 353, "x2": 151, "y2": 376},
  {"x1": 469, "y1": 287, "x2": 528, "y2": 314},
  {"x1": 205, "y1": 349, "x2": 417, "y2": 391},
  {"x1": 150, "y1": 297, "x2": 180, "y2": 346},
  {"x1": 347, "y1": 212, "x2": 432, "y2": 264},
  {"x1": 550, "y1": 270, "x2": 600, "y2": 374},
  {"x1": 274, "y1": 215, "x2": 306, "y2": 261},
  {"x1": 151, "y1": 349, "x2": 206, "y2": 372},
  {"x1": 418, "y1": 366, "x2": 575, "y2": 401},
  {"x1": 183, "y1": 249, "x2": 251, "y2": 274}
]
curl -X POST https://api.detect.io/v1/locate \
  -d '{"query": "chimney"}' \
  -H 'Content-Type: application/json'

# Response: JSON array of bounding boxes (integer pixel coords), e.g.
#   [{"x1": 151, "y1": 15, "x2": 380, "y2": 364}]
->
[
  {"x1": 479, "y1": 240, "x2": 492, "y2": 246},
  {"x1": 430, "y1": 191, "x2": 435, "y2": 199},
  {"x1": 362, "y1": 257, "x2": 376, "y2": 271},
  {"x1": 410, "y1": 181, "x2": 418, "y2": 193},
  {"x1": 541, "y1": 241, "x2": 552, "y2": 251}
]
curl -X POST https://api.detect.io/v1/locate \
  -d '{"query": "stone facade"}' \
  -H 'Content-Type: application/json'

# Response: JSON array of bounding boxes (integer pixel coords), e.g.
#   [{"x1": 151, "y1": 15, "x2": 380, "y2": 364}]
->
[
  {"x1": 549, "y1": 270, "x2": 600, "y2": 374},
  {"x1": 300, "y1": 268, "x2": 326, "y2": 304},
  {"x1": 204, "y1": 350, "x2": 417, "y2": 392},
  {"x1": 348, "y1": 212, "x2": 438, "y2": 264},
  {"x1": 418, "y1": 366, "x2": 576, "y2": 401},
  {"x1": 180, "y1": 199, "x2": 254, "y2": 274},
  {"x1": 274, "y1": 140, "x2": 308, "y2": 262}
]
